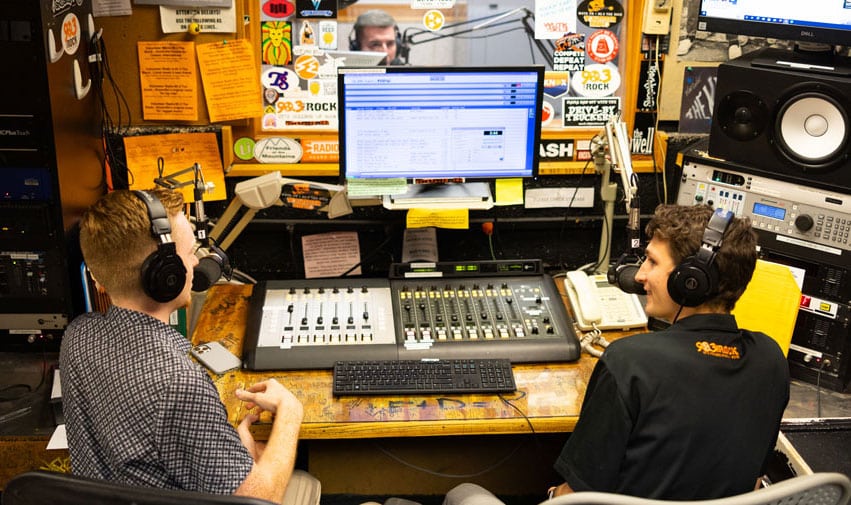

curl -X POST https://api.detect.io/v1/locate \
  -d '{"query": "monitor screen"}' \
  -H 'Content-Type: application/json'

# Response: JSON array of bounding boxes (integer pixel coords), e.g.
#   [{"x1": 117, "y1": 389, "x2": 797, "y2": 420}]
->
[
  {"x1": 697, "y1": 0, "x2": 851, "y2": 47},
  {"x1": 338, "y1": 66, "x2": 544, "y2": 181}
]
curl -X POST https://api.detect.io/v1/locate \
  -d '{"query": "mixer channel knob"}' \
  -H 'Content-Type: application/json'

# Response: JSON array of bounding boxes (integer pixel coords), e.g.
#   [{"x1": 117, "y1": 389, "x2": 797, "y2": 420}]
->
[{"x1": 795, "y1": 214, "x2": 815, "y2": 232}]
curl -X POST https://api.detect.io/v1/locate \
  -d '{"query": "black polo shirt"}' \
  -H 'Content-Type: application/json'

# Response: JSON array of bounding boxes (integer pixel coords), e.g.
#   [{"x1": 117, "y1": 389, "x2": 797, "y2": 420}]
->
[{"x1": 554, "y1": 314, "x2": 789, "y2": 499}]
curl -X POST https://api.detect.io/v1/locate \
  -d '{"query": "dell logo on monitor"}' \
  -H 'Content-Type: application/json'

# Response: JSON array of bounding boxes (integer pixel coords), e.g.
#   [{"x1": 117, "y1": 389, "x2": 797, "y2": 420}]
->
[{"x1": 799, "y1": 30, "x2": 816, "y2": 39}]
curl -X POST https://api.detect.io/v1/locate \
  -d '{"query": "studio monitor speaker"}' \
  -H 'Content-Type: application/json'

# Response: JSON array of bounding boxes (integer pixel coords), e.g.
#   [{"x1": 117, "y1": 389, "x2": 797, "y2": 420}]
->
[{"x1": 709, "y1": 49, "x2": 851, "y2": 194}]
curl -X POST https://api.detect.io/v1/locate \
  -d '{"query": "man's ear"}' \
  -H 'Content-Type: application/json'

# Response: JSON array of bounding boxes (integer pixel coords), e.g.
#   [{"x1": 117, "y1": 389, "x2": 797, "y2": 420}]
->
[{"x1": 89, "y1": 272, "x2": 106, "y2": 293}]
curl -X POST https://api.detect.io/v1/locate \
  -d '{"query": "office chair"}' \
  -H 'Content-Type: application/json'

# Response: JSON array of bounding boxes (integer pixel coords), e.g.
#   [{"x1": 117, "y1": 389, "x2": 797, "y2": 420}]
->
[
  {"x1": 1, "y1": 470, "x2": 277, "y2": 505},
  {"x1": 538, "y1": 473, "x2": 851, "y2": 505}
]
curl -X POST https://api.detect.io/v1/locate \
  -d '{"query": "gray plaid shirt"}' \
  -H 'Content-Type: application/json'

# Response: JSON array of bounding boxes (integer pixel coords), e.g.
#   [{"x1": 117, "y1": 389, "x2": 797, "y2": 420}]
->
[{"x1": 59, "y1": 306, "x2": 253, "y2": 493}]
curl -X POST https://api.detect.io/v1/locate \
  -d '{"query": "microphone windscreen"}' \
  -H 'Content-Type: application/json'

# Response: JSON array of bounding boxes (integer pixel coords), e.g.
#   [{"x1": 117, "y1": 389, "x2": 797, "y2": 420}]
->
[
  {"x1": 192, "y1": 256, "x2": 222, "y2": 292},
  {"x1": 616, "y1": 264, "x2": 647, "y2": 295}
]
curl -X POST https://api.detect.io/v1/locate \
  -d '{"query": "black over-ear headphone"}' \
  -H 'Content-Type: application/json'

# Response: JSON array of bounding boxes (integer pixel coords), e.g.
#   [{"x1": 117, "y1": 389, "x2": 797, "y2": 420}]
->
[
  {"x1": 133, "y1": 190, "x2": 187, "y2": 303},
  {"x1": 667, "y1": 208, "x2": 734, "y2": 307}
]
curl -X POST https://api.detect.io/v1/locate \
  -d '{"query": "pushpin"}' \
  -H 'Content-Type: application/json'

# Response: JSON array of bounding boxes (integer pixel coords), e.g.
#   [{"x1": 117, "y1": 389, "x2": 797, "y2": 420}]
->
[{"x1": 188, "y1": 22, "x2": 201, "y2": 35}]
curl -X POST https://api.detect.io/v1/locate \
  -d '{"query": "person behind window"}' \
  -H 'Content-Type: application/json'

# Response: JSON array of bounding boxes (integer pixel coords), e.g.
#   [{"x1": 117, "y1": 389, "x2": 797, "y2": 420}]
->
[
  {"x1": 60, "y1": 188, "x2": 320, "y2": 505},
  {"x1": 351, "y1": 9, "x2": 405, "y2": 65},
  {"x1": 443, "y1": 204, "x2": 790, "y2": 504}
]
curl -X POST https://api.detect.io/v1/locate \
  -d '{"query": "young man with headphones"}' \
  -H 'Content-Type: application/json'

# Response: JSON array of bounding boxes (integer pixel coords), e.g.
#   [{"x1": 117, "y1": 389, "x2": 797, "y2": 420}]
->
[
  {"x1": 59, "y1": 188, "x2": 320, "y2": 505},
  {"x1": 350, "y1": 9, "x2": 406, "y2": 65},
  {"x1": 444, "y1": 204, "x2": 790, "y2": 504}
]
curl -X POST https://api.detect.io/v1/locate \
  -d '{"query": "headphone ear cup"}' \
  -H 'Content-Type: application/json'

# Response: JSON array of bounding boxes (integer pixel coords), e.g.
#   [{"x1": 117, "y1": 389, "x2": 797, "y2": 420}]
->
[
  {"x1": 667, "y1": 258, "x2": 715, "y2": 307},
  {"x1": 141, "y1": 243, "x2": 187, "y2": 303},
  {"x1": 349, "y1": 33, "x2": 359, "y2": 51}
]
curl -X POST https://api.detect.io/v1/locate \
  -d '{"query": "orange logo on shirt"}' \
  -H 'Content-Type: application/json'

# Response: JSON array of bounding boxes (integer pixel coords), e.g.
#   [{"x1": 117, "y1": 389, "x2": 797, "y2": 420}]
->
[{"x1": 695, "y1": 341, "x2": 740, "y2": 360}]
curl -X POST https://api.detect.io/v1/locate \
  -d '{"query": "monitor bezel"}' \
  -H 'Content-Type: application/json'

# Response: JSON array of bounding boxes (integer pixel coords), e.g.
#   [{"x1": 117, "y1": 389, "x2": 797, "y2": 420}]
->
[
  {"x1": 696, "y1": 1, "x2": 851, "y2": 48},
  {"x1": 337, "y1": 65, "x2": 545, "y2": 184}
]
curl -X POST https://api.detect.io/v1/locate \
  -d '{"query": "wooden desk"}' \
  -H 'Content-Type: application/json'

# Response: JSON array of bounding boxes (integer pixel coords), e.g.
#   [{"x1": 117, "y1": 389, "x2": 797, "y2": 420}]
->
[
  {"x1": 191, "y1": 283, "x2": 632, "y2": 495},
  {"x1": 191, "y1": 284, "x2": 617, "y2": 439}
]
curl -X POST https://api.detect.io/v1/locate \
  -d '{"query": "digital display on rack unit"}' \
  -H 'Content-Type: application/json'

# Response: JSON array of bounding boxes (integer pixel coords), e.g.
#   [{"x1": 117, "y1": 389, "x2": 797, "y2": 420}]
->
[{"x1": 752, "y1": 202, "x2": 787, "y2": 221}]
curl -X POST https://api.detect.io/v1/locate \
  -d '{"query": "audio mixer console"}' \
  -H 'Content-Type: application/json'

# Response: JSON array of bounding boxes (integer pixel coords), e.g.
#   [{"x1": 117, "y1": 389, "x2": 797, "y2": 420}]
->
[{"x1": 242, "y1": 260, "x2": 580, "y2": 370}]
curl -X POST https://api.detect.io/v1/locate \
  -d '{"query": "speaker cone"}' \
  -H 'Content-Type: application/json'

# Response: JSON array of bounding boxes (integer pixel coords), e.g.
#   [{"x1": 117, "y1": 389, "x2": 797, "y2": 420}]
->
[
  {"x1": 775, "y1": 91, "x2": 849, "y2": 170},
  {"x1": 715, "y1": 90, "x2": 769, "y2": 141}
]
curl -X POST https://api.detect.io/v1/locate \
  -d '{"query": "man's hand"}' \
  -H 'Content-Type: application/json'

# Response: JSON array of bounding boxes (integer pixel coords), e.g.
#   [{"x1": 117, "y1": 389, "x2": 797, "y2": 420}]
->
[{"x1": 236, "y1": 378, "x2": 303, "y2": 422}]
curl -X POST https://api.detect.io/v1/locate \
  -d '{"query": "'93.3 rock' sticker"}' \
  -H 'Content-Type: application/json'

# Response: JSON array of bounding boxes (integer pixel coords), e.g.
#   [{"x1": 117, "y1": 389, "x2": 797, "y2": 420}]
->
[{"x1": 571, "y1": 63, "x2": 621, "y2": 98}]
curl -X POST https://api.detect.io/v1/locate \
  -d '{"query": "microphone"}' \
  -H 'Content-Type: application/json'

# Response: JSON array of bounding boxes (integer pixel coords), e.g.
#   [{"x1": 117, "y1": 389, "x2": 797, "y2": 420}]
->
[
  {"x1": 192, "y1": 243, "x2": 231, "y2": 292},
  {"x1": 607, "y1": 194, "x2": 646, "y2": 295}
]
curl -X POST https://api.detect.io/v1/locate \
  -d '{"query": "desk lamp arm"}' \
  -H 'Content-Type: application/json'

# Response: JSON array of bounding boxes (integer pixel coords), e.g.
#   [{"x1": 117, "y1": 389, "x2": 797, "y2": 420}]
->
[{"x1": 210, "y1": 172, "x2": 284, "y2": 251}]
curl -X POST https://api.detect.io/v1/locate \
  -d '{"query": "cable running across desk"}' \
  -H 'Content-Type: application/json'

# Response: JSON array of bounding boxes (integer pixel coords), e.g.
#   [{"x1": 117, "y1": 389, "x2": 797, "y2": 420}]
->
[{"x1": 333, "y1": 358, "x2": 516, "y2": 395}]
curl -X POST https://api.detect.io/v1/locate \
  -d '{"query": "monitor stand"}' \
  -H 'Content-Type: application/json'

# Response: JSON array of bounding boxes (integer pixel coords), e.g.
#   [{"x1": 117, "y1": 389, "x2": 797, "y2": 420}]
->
[
  {"x1": 748, "y1": 47, "x2": 851, "y2": 77},
  {"x1": 383, "y1": 182, "x2": 494, "y2": 210}
]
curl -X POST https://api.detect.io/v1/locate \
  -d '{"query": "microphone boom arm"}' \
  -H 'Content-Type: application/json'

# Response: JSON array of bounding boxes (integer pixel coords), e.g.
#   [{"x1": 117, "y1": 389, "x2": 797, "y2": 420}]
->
[
  {"x1": 592, "y1": 115, "x2": 638, "y2": 273},
  {"x1": 401, "y1": 8, "x2": 554, "y2": 67}
]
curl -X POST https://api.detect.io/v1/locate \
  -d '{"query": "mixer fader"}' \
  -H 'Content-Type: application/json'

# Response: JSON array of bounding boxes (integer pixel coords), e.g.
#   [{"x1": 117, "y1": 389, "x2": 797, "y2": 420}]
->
[
  {"x1": 243, "y1": 278, "x2": 398, "y2": 370},
  {"x1": 242, "y1": 260, "x2": 580, "y2": 370}
]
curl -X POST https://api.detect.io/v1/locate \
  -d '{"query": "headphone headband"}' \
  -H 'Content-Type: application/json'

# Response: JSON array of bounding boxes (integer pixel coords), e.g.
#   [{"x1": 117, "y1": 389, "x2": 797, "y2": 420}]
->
[
  {"x1": 134, "y1": 190, "x2": 172, "y2": 241},
  {"x1": 132, "y1": 190, "x2": 187, "y2": 303}
]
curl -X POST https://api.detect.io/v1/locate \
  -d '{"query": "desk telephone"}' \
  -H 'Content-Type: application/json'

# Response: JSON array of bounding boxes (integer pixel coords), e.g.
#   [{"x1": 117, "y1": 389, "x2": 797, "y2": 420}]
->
[{"x1": 564, "y1": 271, "x2": 648, "y2": 331}]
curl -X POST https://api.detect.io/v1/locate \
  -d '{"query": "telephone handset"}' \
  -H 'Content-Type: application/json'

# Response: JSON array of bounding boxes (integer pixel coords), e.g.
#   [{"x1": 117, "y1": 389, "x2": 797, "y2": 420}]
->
[{"x1": 564, "y1": 270, "x2": 648, "y2": 331}]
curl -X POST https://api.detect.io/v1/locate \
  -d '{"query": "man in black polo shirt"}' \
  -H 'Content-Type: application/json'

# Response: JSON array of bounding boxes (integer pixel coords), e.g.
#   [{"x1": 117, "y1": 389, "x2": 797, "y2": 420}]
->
[{"x1": 444, "y1": 204, "x2": 789, "y2": 504}]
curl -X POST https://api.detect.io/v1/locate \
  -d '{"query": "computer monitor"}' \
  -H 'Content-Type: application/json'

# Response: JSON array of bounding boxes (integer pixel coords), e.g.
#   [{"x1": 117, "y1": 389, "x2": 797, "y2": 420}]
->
[
  {"x1": 697, "y1": 0, "x2": 851, "y2": 48},
  {"x1": 337, "y1": 65, "x2": 544, "y2": 183}
]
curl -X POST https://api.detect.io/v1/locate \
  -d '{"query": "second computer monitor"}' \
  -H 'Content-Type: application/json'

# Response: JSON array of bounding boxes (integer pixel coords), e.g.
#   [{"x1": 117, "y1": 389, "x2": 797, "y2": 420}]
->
[{"x1": 338, "y1": 65, "x2": 544, "y2": 182}]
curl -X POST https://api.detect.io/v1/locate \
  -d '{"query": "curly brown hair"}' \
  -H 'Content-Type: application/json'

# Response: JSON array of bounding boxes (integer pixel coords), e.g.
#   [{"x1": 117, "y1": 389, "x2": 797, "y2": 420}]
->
[
  {"x1": 645, "y1": 204, "x2": 757, "y2": 311},
  {"x1": 80, "y1": 188, "x2": 185, "y2": 299}
]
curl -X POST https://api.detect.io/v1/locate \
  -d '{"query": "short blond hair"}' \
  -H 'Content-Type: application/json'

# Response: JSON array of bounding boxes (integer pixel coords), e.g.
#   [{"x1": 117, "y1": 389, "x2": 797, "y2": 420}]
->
[{"x1": 80, "y1": 188, "x2": 185, "y2": 299}]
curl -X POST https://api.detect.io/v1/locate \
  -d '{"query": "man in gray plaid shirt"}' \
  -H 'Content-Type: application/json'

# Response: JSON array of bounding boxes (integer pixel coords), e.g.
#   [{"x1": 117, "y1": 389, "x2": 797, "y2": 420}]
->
[{"x1": 60, "y1": 188, "x2": 319, "y2": 505}]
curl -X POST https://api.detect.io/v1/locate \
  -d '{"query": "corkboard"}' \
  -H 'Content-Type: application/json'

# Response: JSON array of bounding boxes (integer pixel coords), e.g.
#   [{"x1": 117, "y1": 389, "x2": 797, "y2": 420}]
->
[{"x1": 94, "y1": 0, "x2": 249, "y2": 127}]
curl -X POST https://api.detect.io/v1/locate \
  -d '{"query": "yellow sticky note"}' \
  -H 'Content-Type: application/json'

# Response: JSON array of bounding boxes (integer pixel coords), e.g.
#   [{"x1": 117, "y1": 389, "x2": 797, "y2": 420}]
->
[
  {"x1": 732, "y1": 259, "x2": 801, "y2": 356},
  {"x1": 494, "y1": 178, "x2": 524, "y2": 206},
  {"x1": 406, "y1": 208, "x2": 469, "y2": 229}
]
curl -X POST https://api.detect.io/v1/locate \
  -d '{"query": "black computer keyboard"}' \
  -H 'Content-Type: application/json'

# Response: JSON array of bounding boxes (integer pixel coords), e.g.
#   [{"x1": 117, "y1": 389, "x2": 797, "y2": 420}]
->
[{"x1": 332, "y1": 358, "x2": 516, "y2": 395}]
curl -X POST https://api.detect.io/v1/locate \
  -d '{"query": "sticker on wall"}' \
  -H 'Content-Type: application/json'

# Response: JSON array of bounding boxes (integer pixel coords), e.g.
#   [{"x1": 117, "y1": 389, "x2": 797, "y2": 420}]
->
[
  {"x1": 542, "y1": 71, "x2": 569, "y2": 128},
  {"x1": 562, "y1": 97, "x2": 620, "y2": 127},
  {"x1": 552, "y1": 33, "x2": 585, "y2": 73},
  {"x1": 262, "y1": 66, "x2": 299, "y2": 93},
  {"x1": 586, "y1": 30, "x2": 618, "y2": 64},
  {"x1": 535, "y1": 0, "x2": 575, "y2": 39},
  {"x1": 261, "y1": 0, "x2": 295, "y2": 19},
  {"x1": 544, "y1": 71, "x2": 570, "y2": 98},
  {"x1": 261, "y1": 21, "x2": 293, "y2": 65},
  {"x1": 632, "y1": 112, "x2": 656, "y2": 155},
  {"x1": 295, "y1": 0, "x2": 336, "y2": 18},
  {"x1": 299, "y1": 19, "x2": 316, "y2": 46},
  {"x1": 576, "y1": 0, "x2": 624, "y2": 29},
  {"x1": 293, "y1": 54, "x2": 320, "y2": 80},
  {"x1": 254, "y1": 137, "x2": 303, "y2": 163},
  {"x1": 318, "y1": 20, "x2": 337, "y2": 49},
  {"x1": 422, "y1": 10, "x2": 445, "y2": 31},
  {"x1": 539, "y1": 139, "x2": 575, "y2": 161},
  {"x1": 300, "y1": 137, "x2": 338, "y2": 162},
  {"x1": 61, "y1": 12, "x2": 81, "y2": 55},
  {"x1": 263, "y1": 95, "x2": 337, "y2": 130},
  {"x1": 541, "y1": 101, "x2": 555, "y2": 127},
  {"x1": 233, "y1": 137, "x2": 257, "y2": 161},
  {"x1": 570, "y1": 63, "x2": 620, "y2": 98}
]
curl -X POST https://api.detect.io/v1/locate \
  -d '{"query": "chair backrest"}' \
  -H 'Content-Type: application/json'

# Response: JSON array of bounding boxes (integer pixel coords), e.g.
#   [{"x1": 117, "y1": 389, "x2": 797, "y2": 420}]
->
[
  {"x1": 538, "y1": 473, "x2": 851, "y2": 505},
  {"x1": 1, "y1": 470, "x2": 278, "y2": 505}
]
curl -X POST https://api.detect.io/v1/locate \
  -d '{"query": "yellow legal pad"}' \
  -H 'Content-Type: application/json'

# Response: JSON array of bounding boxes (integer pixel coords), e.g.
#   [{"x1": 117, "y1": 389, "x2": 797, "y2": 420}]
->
[{"x1": 732, "y1": 259, "x2": 801, "y2": 356}]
